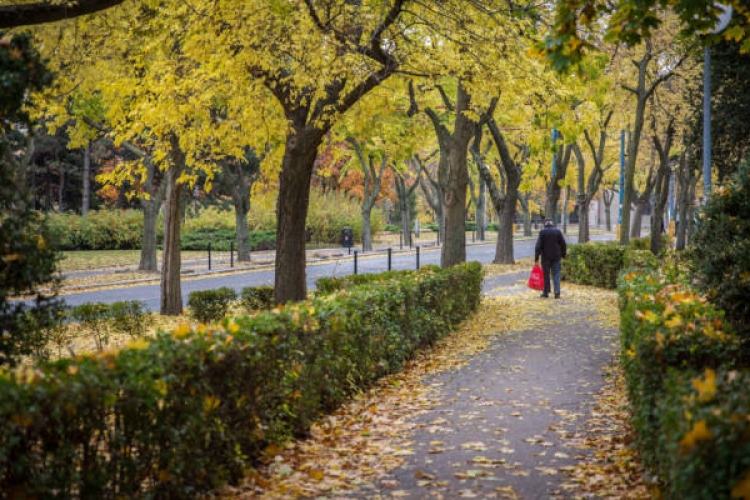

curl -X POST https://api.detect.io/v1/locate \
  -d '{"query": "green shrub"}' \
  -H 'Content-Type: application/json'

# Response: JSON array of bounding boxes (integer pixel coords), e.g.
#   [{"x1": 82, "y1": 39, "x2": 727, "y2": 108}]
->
[
  {"x1": 0, "y1": 262, "x2": 482, "y2": 498},
  {"x1": 187, "y1": 287, "x2": 238, "y2": 323},
  {"x1": 623, "y1": 248, "x2": 659, "y2": 270},
  {"x1": 315, "y1": 269, "x2": 415, "y2": 295},
  {"x1": 563, "y1": 242, "x2": 627, "y2": 289},
  {"x1": 70, "y1": 302, "x2": 111, "y2": 350},
  {"x1": 630, "y1": 234, "x2": 672, "y2": 254},
  {"x1": 240, "y1": 286, "x2": 275, "y2": 311},
  {"x1": 617, "y1": 268, "x2": 741, "y2": 473},
  {"x1": 182, "y1": 205, "x2": 235, "y2": 233},
  {"x1": 658, "y1": 368, "x2": 750, "y2": 500},
  {"x1": 46, "y1": 210, "x2": 144, "y2": 251},
  {"x1": 692, "y1": 160, "x2": 750, "y2": 361},
  {"x1": 306, "y1": 189, "x2": 385, "y2": 245},
  {"x1": 108, "y1": 300, "x2": 153, "y2": 338},
  {"x1": 181, "y1": 228, "x2": 236, "y2": 251}
]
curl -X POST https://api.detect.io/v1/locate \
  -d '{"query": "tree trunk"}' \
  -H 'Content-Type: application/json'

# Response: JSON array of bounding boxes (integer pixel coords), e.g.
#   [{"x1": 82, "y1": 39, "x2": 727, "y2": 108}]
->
[
  {"x1": 650, "y1": 121, "x2": 675, "y2": 255},
  {"x1": 140, "y1": 202, "x2": 159, "y2": 271},
  {"x1": 675, "y1": 153, "x2": 698, "y2": 251},
  {"x1": 603, "y1": 189, "x2": 615, "y2": 231},
  {"x1": 139, "y1": 157, "x2": 164, "y2": 272},
  {"x1": 274, "y1": 128, "x2": 324, "y2": 304},
  {"x1": 579, "y1": 199, "x2": 591, "y2": 243},
  {"x1": 160, "y1": 137, "x2": 185, "y2": 316},
  {"x1": 631, "y1": 201, "x2": 645, "y2": 238},
  {"x1": 440, "y1": 83, "x2": 474, "y2": 268},
  {"x1": 475, "y1": 113, "x2": 524, "y2": 265},
  {"x1": 545, "y1": 145, "x2": 572, "y2": 222},
  {"x1": 362, "y1": 209, "x2": 373, "y2": 250},
  {"x1": 231, "y1": 160, "x2": 252, "y2": 261},
  {"x1": 477, "y1": 176, "x2": 486, "y2": 240},
  {"x1": 400, "y1": 199, "x2": 412, "y2": 248},
  {"x1": 82, "y1": 141, "x2": 91, "y2": 216},
  {"x1": 619, "y1": 42, "x2": 681, "y2": 244},
  {"x1": 234, "y1": 200, "x2": 251, "y2": 261},
  {"x1": 58, "y1": 164, "x2": 65, "y2": 211}
]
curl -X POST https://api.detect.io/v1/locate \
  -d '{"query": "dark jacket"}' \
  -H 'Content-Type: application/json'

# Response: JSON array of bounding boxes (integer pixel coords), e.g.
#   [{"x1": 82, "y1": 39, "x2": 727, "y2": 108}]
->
[{"x1": 535, "y1": 226, "x2": 567, "y2": 262}]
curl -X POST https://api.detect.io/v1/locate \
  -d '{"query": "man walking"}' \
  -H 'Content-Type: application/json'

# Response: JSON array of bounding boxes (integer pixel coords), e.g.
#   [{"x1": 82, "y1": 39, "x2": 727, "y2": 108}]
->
[{"x1": 535, "y1": 219, "x2": 567, "y2": 299}]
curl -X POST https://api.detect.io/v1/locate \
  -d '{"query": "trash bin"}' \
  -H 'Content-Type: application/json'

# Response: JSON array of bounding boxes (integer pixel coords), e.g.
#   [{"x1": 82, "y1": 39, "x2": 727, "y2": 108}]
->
[{"x1": 341, "y1": 227, "x2": 354, "y2": 248}]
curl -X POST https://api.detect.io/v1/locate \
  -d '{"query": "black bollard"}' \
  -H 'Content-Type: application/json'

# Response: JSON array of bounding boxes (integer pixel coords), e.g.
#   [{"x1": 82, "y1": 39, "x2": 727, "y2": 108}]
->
[
  {"x1": 354, "y1": 250, "x2": 358, "y2": 275},
  {"x1": 416, "y1": 246, "x2": 420, "y2": 270},
  {"x1": 230, "y1": 240, "x2": 234, "y2": 268},
  {"x1": 208, "y1": 242, "x2": 212, "y2": 271},
  {"x1": 388, "y1": 248, "x2": 392, "y2": 271}
]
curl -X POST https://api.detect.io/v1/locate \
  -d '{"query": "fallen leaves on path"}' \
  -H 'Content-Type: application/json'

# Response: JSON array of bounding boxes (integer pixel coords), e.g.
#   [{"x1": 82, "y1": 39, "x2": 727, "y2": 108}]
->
[{"x1": 215, "y1": 268, "x2": 647, "y2": 499}]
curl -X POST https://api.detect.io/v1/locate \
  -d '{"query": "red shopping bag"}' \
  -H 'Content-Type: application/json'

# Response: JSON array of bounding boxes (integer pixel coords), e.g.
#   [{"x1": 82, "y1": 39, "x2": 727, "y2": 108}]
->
[{"x1": 527, "y1": 263, "x2": 544, "y2": 291}]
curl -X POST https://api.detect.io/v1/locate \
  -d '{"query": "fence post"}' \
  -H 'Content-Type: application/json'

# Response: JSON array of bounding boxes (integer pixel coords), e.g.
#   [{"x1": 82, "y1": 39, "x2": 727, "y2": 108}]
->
[
  {"x1": 230, "y1": 240, "x2": 234, "y2": 268},
  {"x1": 208, "y1": 242, "x2": 212, "y2": 271},
  {"x1": 354, "y1": 251, "x2": 358, "y2": 275},
  {"x1": 416, "y1": 246, "x2": 420, "y2": 270},
  {"x1": 388, "y1": 248, "x2": 392, "y2": 271}
]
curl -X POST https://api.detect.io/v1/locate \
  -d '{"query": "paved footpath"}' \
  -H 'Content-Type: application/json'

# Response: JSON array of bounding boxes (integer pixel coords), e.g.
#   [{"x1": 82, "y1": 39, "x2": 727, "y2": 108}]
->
[{"x1": 334, "y1": 272, "x2": 620, "y2": 499}]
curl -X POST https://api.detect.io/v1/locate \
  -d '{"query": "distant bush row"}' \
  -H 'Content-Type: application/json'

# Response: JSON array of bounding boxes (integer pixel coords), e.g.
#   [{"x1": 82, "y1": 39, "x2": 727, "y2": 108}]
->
[
  {"x1": 43, "y1": 190, "x2": 387, "y2": 251},
  {"x1": 0, "y1": 262, "x2": 482, "y2": 498}
]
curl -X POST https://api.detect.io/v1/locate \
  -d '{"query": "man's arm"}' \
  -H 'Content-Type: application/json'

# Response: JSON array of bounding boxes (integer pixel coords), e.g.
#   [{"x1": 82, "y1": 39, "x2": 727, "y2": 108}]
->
[{"x1": 535, "y1": 236, "x2": 542, "y2": 262}]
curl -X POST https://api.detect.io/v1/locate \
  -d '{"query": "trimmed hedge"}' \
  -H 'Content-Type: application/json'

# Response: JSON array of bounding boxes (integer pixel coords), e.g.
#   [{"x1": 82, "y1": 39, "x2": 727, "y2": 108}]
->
[
  {"x1": 562, "y1": 242, "x2": 658, "y2": 289},
  {"x1": 46, "y1": 209, "x2": 144, "y2": 250},
  {"x1": 0, "y1": 262, "x2": 482, "y2": 498},
  {"x1": 618, "y1": 267, "x2": 746, "y2": 495},
  {"x1": 180, "y1": 229, "x2": 276, "y2": 251},
  {"x1": 187, "y1": 287, "x2": 238, "y2": 323},
  {"x1": 657, "y1": 368, "x2": 750, "y2": 500},
  {"x1": 240, "y1": 286, "x2": 275, "y2": 312}
]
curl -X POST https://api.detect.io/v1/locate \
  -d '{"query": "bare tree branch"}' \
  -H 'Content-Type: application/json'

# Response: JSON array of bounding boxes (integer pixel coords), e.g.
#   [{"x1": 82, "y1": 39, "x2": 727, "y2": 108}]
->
[{"x1": 1, "y1": 0, "x2": 126, "y2": 29}]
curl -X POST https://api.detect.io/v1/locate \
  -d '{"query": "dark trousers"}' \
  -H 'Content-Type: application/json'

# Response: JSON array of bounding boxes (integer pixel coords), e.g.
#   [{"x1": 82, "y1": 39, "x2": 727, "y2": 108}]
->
[{"x1": 541, "y1": 258, "x2": 562, "y2": 296}]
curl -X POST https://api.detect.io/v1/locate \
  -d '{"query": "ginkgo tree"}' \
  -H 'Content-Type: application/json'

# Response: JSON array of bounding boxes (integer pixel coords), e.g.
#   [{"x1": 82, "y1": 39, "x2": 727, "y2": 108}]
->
[
  {"x1": 32, "y1": 0, "x2": 280, "y2": 314},
  {"x1": 194, "y1": 0, "x2": 545, "y2": 300}
]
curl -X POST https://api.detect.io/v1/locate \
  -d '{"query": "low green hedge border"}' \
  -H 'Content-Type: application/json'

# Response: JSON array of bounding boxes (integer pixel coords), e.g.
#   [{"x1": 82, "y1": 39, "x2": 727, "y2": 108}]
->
[
  {"x1": 0, "y1": 262, "x2": 482, "y2": 498},
  {"x1": 562, "y1": 241, "x2": 657, "y2": 289},
  {"x1": 618, "y1": 267, "x2": 748, "y2": 497}
]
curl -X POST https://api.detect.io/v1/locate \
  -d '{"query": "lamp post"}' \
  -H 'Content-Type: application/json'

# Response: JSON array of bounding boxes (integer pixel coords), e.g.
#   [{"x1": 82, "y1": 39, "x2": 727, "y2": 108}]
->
[{"x1": 702, "y1": 3, "x2": 733, "y2": 201}]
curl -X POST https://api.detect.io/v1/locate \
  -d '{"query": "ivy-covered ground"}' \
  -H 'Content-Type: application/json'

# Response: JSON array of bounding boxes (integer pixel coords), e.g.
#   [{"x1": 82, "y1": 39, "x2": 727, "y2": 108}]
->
[{"x1": 215, "y1": 263, "x2": 650, "y2": 499}]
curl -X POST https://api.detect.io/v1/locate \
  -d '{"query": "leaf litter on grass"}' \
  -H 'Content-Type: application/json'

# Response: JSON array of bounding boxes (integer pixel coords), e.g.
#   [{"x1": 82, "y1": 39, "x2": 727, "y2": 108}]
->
[{"x1": 215, "y1": 268, "x2": 647, "y2": 499}]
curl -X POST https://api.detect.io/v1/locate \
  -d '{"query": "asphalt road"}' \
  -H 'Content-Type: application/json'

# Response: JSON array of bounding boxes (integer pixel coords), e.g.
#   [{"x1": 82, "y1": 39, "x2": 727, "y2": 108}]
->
[{"x1": 49, "y1": 234, "x2": 614, "y2": 312}]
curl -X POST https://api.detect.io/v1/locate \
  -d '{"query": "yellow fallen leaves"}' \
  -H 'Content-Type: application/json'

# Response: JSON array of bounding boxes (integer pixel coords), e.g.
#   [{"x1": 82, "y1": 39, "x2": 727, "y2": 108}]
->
[
  {"x1": 692, "y1": 368, "x2": 717, "y2": 403},
  {"x1": 679, "y1": 419, "x2": 713, "y2": 451},
  {"x1": 216, "y1": 270, "x2": 641, "y2": 499}
]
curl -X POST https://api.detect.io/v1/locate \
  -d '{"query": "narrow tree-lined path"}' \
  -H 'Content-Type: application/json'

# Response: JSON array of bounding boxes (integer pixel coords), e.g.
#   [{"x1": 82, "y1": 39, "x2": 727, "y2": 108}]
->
[{"x1": 219, "y1": 264, "x2": 648, "y2": 499}]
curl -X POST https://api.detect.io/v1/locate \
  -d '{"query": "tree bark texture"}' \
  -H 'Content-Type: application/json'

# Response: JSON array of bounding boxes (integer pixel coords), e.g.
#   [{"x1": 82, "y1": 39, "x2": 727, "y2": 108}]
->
[
  {"x1": 139, "y1": 158, "x2": 165, "y2": 272},
  {"x1": 545, "y1": 145, "x2": 572, "y2": 222},
  {"x1": 482, "y1": 119, "x2": 523, "y2": 264},
  {"x1": 439, "y1": 83, "x2": 474, "y2": 268},
  {"x1": 82, "y1": 141, "x2": 91, "y2": 216},
  {"x1": 160, "y1": 136, "x2": 185, "y2": 316},
  {"x1": 230, "y1": 160, "x2": 252, "y2": 262},
  {"x1": 274, "y1": 128, "x2": 325, "y2": 304}
]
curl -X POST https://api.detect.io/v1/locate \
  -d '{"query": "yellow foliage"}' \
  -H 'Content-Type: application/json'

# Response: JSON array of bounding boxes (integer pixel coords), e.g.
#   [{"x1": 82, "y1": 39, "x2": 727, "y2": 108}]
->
[
  {"x1": 679, "y1": 419, "x2": 713, "y2": 450},
  {"x1": 691, "y1": 368, "x2": 716, "y2": 403},
  {"x1": 732, "y1": 468, "x2": 750, "y2": 499},
  {"x1": 173, "y1": 323, "x2": 192, "y2": 339}
]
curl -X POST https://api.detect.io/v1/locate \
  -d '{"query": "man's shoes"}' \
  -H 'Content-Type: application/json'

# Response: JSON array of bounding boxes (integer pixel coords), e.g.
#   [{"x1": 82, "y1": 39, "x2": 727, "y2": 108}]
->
[
  {"x1": 555, "y1": 294, "x2": 560, "y2": 299},
  {"x1": 540, "y1": 293, "x2": 549, "y2": 298}
]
